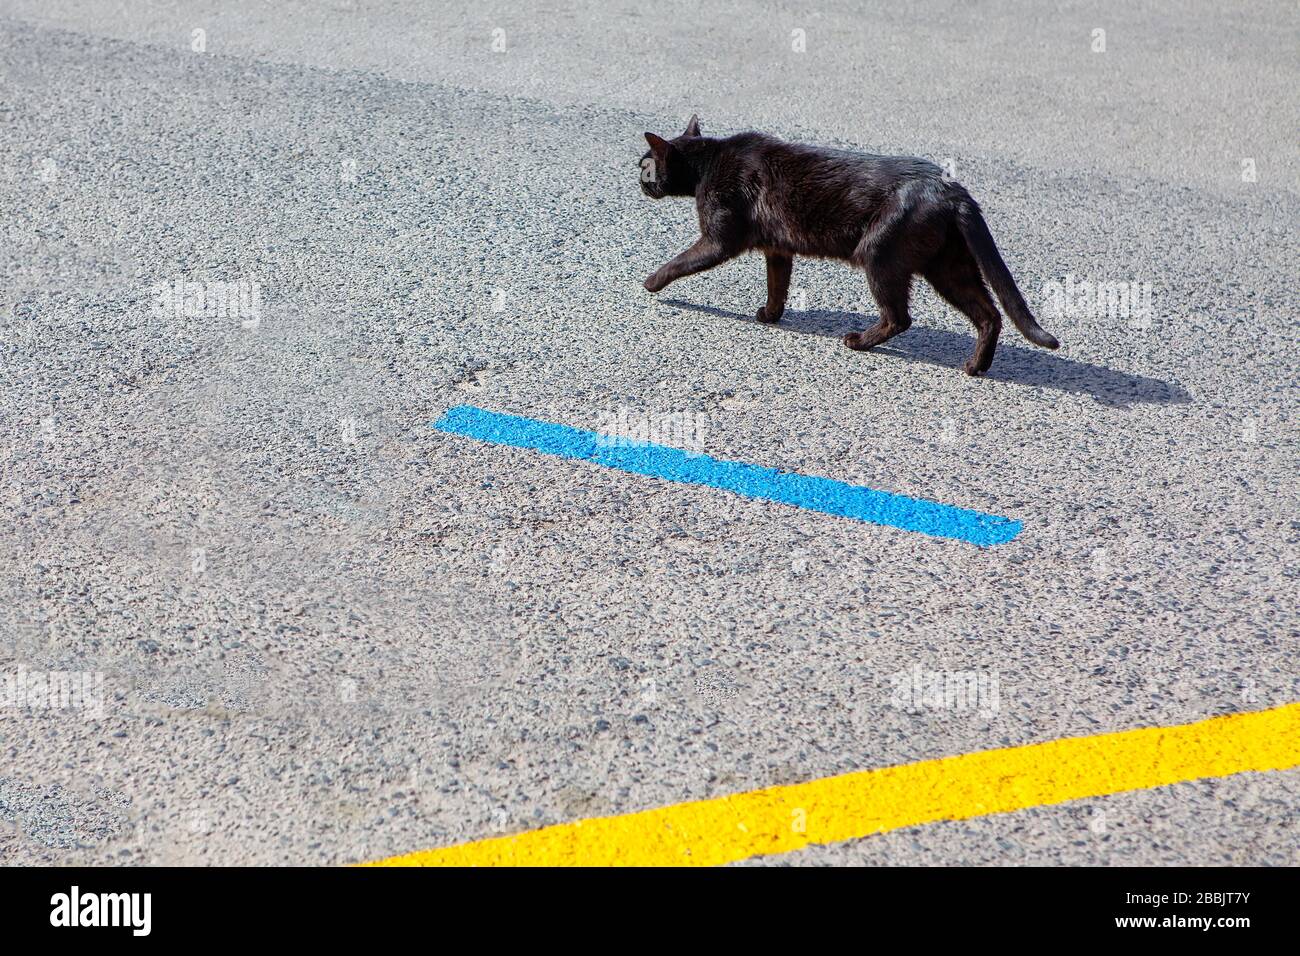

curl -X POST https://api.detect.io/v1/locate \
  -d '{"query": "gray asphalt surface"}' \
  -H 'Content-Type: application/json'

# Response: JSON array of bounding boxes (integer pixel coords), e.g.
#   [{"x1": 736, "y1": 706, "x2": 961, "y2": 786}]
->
[{"x1": 1, "y1": 1, "x2": 1296, "y2": 865}]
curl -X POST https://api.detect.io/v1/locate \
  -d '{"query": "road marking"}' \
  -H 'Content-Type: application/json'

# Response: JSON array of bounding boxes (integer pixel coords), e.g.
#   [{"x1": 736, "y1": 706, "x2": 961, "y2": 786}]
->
[
  {"x1": 431, "y1": 404, "x2": 1020, "y2": 545},
  {"x1": 365, "y1": 701, "x2": 1300, "y2": 866}
]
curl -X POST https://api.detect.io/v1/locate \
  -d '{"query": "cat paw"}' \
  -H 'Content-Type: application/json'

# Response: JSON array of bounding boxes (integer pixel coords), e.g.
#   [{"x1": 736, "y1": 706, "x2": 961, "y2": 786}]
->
[
  {"x1": 963, "y1": 360, "x2": 985, "y2": 377},
  {"x1": 643, "y1": 274, "x2": 665, "y2": 293},
  {"x1": 843, "y1": 332, "x2": 869, "y2": 351},
  {"x1": 755, "y1": 306, "x2": 781, "y2": 323}
]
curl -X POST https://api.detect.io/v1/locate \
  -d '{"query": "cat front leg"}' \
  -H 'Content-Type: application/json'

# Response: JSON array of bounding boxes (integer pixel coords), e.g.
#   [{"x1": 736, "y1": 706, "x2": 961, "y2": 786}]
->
[
  {"x1": 643, "y1": 238, "x2": 735, "y2": 293},
  {"x1": 756, "y1": 253, "x2": 793, "y2": 322}
]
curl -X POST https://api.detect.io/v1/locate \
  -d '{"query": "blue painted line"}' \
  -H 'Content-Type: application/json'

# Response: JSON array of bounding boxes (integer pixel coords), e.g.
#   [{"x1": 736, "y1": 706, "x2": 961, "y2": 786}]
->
[{"x1": 432, "y1": 405, "x2": 1022, "y2": 546}]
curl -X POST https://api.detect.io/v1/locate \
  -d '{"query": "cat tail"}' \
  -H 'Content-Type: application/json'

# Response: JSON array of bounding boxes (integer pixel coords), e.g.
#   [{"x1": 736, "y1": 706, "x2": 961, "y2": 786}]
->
[{"x1": 955, "y1": 200, "x2": 1059, "y2": 350}]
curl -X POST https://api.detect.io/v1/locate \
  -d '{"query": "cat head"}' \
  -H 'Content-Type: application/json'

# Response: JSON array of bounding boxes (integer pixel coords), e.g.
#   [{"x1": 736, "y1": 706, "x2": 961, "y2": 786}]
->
[{"x1": 639, "y1": 115, "x2": 703, "y2": 199}]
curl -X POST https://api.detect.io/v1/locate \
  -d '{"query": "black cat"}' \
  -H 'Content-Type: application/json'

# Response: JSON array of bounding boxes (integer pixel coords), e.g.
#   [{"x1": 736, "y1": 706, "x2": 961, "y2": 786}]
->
[{"x1": 639, "y1": 116, "x2": 1058, "y2": 375}]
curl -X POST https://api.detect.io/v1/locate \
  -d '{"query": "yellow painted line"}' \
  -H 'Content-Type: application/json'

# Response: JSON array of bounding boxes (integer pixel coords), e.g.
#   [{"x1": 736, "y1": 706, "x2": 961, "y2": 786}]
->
[{"x1": 365, "y1": 701, "x2": 1300, "y2": 867}]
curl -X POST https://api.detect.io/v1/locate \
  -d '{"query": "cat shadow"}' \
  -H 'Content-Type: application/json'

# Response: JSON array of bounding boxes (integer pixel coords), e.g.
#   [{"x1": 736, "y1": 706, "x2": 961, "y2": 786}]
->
[{"x1": 661, "y1": 299, "x2": 1189, "y2": 408}]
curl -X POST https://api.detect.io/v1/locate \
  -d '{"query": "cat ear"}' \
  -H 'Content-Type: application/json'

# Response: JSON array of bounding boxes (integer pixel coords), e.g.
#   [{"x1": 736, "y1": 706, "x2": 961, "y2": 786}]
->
[
  {"x1": 683, "y1": 114, "x2": 701, "y2": 137},
  {"x1": 644, "y1": 132, "x2": 672, "y2": 156}
]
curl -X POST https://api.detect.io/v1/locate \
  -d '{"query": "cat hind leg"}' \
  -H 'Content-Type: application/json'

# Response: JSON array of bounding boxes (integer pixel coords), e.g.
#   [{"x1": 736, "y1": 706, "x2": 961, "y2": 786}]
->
[
  {"x1": 843, "y1": 263, "x2": 914, "y2": 351},
  {"x1": 923, "y1": 244, "x2": 1002, "y2": 376},
  {"x1": 843, "y1": 199, "x2": 920, "y2": 351}
]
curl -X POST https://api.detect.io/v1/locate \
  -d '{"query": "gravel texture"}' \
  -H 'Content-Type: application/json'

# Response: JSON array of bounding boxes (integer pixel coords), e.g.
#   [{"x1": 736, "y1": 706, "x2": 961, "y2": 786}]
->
[{"x1": 0, "y1": 1, "x2": 1295, "y2": 865}]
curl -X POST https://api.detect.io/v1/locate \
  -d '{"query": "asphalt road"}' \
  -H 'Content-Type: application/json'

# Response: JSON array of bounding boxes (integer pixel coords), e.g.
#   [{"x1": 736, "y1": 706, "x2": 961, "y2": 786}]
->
[{"x1": 0, "y1": 1, "x2": 1296, "y2": 865}]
